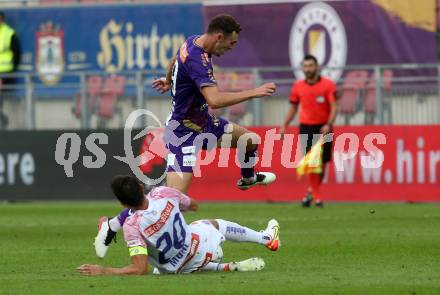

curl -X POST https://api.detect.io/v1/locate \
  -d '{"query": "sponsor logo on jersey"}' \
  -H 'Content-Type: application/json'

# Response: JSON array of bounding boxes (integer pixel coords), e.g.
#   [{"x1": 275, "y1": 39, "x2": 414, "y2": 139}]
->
[
  {"x1": 182, "y1": 146, "x2": 196, "y2": 154},
  {"x1": 183, "y1": 155, "x2": 196, "y2": 167},
  {"x1": 144, "y1": 201, "x2": 175, "y2": 237},
  {"x1": 176, "y1": 233, "x2": 200, "y2": 273}
]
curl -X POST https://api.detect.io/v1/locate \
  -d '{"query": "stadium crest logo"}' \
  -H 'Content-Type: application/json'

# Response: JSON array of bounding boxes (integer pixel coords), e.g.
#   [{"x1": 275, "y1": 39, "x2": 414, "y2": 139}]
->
[
  {"x1": 36, "y1": 22, "x2": 65, "y2": 85},
  {"x1": 289, "y1": 2, "x2": 347, "y2": 81}
]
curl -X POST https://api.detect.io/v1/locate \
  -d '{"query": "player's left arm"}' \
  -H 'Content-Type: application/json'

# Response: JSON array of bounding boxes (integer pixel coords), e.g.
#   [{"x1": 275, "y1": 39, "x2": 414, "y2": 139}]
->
[
  {"x1": 174, "y1": 188, "x2": 198, "y2": 212},
  {"x1": 188, "y1": 197, "x2": 199, "y2": 211},
  {"x1": 77, "y1": 253, "x2": 148, "y2": 276}
]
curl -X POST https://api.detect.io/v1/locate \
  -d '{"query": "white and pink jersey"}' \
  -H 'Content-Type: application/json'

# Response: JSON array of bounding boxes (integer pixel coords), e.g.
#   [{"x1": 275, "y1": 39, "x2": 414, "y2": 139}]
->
[{"x1": 123, "y1": 186, "x2": 207, "y2": 274}]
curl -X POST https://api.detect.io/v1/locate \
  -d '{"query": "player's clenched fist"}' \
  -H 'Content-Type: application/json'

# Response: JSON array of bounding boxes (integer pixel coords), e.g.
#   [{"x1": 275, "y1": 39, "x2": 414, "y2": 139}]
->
[{"x1": 253, "y1": 83, "x2": 276, "y2": 98}]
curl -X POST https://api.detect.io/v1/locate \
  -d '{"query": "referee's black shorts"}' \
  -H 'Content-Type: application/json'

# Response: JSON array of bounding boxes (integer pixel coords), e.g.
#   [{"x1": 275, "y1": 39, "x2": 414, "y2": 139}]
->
[{"x1": 299, "y1": 123, "x2": 333, "y2": 164}]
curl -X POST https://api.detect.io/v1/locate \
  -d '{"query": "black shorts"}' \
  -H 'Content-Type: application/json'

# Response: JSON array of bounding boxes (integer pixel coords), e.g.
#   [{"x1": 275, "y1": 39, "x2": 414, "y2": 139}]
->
[{"x1": 299, "y1": 123, "x2": 333, "y2": 164}]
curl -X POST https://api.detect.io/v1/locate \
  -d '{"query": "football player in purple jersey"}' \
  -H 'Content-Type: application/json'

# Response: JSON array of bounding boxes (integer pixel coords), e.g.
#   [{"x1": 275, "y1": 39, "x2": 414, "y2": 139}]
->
[{"x1": 152, "y1": 14, "x2": 277, "y2": 194}]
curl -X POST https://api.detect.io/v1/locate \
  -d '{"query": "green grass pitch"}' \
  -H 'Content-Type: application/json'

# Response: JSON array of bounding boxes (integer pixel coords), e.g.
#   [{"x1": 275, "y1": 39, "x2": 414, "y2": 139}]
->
[{"x1": 0, "y1": 202, "x2": 439, "y2": 294}]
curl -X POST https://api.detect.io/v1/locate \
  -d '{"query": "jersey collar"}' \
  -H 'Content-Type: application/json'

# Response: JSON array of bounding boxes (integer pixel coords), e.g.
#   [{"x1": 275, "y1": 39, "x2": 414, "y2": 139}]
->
[{"x1": 305, "y1": 75, "x2": 322, "y2": 85}]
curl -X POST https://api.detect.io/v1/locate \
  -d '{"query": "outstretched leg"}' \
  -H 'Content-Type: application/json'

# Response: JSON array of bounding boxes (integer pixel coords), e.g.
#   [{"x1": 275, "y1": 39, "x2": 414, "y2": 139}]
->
[
  {"x1": 202, "y1": 258, "x2": 265, "y2": 272},
  {"x1": 219, "y1": 122, "x2": 276, "y2": 190},
  {"x1": 210, "y1": 218, "x2": 280, "y2": 251}
]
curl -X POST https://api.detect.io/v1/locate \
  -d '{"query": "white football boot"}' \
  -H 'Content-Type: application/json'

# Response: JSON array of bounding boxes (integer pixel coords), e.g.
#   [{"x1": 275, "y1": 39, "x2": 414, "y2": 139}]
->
[
  {"x1": 263, "y1": 219, "x2": 280, "y2": 251},
  {"x1": 237, "y1": 172, "x2": 276, "y2": 190},
  {"x1": 228, "y1": 257, "x2": 265, "y2": 272},
  {"x1": 94, "y1": 216, "x2": 117, "y2": 258}
]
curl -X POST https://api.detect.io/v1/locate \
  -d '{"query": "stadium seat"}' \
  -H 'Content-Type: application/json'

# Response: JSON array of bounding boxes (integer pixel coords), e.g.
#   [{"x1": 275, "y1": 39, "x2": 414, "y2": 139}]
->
[
  {"x1": 364, "y1": 70, "x2": 394, "y2": 124},
  {"x1": 208, "y1": 71, "x2": 227, "y2": 117},
  {"x1": 228, "y1": 101, "x2": 247, "y2": 123},
  {"x1": 364, "y1": 89, "x2": 376, "y2": 114},
  {"x1": 96, "y1": 75, "x2": 125, "y2": 127},
  {"x1": 72, "y1": 75, "x2": 103, "y2": 118},
  {"x1": 231, "y1": 73, "x2": 256, "y2": 91},
  {"x1": 40, "y1": 0, "x2": 76, "y2": 4},
  {"x1": 80, "y1": 0, "x2": 118, "y2": 3},
  {"x1": 229, "y1": 73, "x2": 255, "y2": 120},
  {"x1": 339, "y1": 70, "x2": 369, "y2": 124},
  {"x1": 213, "y1": 71, "x2": 255, "y2": 122},
  {"x1": 208, "y1": 107, "x2": 224, "y2": 117},
  {"x1": 214, "y1": 72, "x2": 230, "y2": 91},
  {"x1": 230, "y1": 102, "x2": 246, "y2": 117}
]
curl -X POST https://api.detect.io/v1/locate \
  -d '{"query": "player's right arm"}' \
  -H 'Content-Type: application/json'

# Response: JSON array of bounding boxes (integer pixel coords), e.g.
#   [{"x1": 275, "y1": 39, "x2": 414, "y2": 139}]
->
[
  {"x1": 152, "y1": 55, "x2": 177, "y2": 93},
  {"x1": 186, "y1": 53, "x2": 276, "y2": 109},
  {"x1": 77, "y1": 218, "x2": 149, "y2": 276},
  {"x1": 201, "y1": 83, "x2": 276, "y2": 109},
  {"x1": 77, "y1": 253, "x2": 148, "y2": 276}
]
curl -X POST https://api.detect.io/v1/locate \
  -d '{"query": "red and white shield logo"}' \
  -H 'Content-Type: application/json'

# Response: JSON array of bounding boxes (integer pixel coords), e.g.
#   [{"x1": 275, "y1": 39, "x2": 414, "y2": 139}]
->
[{"x1": 36, "y1": 22, "x2": 65, "y2": 85}]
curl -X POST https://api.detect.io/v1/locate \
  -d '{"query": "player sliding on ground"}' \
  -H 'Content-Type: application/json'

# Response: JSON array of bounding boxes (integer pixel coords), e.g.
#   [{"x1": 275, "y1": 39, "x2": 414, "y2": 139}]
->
[
  {"x1": 78, "y1": 175, "x2": 280, "y2": 275},
  {"x1": 95, "y1": 14, "x2": 277, "y2": 258}
]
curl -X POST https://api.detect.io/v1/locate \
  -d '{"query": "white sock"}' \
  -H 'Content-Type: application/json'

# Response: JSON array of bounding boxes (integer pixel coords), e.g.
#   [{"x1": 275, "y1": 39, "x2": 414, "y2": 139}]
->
[
  {"x1": 202, "y1": 262, "x2": 229, "y2": 272},
  {"x1": 216, "y1": 219, "x2": 268, "y2": 245},
  {"x1": 108, "y1": 217, "x2": 122, "y2": 232}
]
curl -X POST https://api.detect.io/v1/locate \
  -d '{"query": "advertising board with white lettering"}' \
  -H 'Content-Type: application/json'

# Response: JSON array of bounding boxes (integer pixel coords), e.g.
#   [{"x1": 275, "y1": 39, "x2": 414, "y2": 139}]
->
[
  {"x1": 187, "y1": 126, "x2": 440, "y2": 202},
  {"x1": 0, "y1": 129, "x2": 165, "y2": 200},
  {"x1": 1, "y1": 126, "x2": 439, "y2": 201}
]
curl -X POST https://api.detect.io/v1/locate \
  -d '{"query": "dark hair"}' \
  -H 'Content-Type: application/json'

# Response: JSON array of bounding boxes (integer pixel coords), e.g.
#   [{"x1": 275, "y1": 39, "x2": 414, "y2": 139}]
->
[
  {"x1": 303, "y1": 54, "x2": 318, "y2": 65},
  {"x1": 207, "y1": 14, "x2": 242, "y2": 36},
  {"x1": 0, "y1": 12, "x2": 4, "y2": 20},
  {"x1": 111, "y1": 175, "x2": 144, "y2": 207}
]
